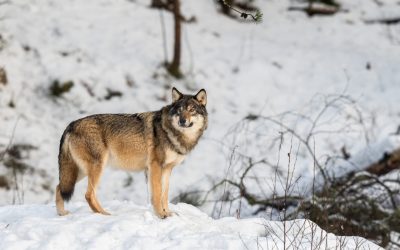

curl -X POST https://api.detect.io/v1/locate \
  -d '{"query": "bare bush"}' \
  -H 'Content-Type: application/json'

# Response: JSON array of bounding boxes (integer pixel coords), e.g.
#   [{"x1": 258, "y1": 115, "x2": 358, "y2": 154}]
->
[
  {"x1": 0, "y1": 120, "x2": 53, "y2": 204},
  {"x1": 202, "y1": 93, "x2": 400, "y2": 247}
]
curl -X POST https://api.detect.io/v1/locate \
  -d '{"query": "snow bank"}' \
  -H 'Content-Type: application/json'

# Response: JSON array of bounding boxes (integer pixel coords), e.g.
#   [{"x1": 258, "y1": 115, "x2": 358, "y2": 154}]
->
[{"x1": 0, "y1": 201, "x2": 381, "y2": 250}]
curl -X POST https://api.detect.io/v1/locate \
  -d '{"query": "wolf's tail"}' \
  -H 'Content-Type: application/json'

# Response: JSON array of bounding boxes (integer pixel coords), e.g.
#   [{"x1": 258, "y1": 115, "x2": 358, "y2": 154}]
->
[{"x1": 58, "y1": 126, "x2": 79, "y2": 202}]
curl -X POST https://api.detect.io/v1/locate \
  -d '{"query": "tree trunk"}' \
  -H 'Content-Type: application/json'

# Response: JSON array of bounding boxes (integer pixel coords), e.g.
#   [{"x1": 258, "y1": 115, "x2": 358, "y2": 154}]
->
[
  {"x1": 218, "y1": 0, "x2": 232, "y2": 16},
  {"x1": 167, "y1": 0, "x2": 182, "y2": 78},
  {"x1": 150, "y1": 0, "x2": 165, "y2": 8}
]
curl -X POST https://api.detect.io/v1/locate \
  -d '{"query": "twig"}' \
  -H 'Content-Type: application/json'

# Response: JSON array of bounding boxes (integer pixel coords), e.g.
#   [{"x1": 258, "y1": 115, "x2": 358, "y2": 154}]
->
[
  {"x1": 220, "y1": 0, "x2": 263, "y2": 22},
  {"x1": 364, "y1": 17, "x2": 400, "y2": 25},
  {"x1": 0, "y1": 117, "x2": 20, "y2": 162},
  {"x1": 217, "y1": 146, "x2": 237, "y2": 218}
]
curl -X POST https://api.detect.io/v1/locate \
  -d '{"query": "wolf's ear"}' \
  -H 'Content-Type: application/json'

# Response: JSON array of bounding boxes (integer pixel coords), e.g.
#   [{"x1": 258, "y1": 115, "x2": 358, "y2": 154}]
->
[
  {"x1": 172, "y1": 87, "x2": 183, "y2": 103},
  {"x1": 195, "y1": 89, "x2": 207, "y2": 106}
]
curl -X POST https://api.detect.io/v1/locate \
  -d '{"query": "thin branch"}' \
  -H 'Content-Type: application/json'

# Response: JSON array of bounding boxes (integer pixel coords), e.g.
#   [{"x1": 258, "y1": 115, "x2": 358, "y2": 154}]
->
[
  {"x1": 0, "y1": 117, "x2": 20, "y2": 162},
  {"x1": 220, "y1": 0, "x2": 263, "y2": 22}
]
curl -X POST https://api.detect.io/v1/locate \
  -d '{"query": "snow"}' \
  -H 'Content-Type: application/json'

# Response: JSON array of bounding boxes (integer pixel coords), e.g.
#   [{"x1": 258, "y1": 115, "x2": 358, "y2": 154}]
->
[
  {"x1": 0, "y1": 201, "x2": 381, "y2": 250},
  {"x1": 0, "y1": 0, "x2": 399, "y2": 247},
  {"x1": 0, "y1": 0, "x2": 399, "y2": 206},
  {"x1": 319, "y1": 134, "x2": 400, "y2": 182}
]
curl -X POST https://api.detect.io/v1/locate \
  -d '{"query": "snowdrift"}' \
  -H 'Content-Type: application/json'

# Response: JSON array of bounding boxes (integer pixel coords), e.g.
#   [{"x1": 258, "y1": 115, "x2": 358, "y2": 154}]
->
[{"x1": 0, "y1": 201, "x2": 380, "y2": 250}]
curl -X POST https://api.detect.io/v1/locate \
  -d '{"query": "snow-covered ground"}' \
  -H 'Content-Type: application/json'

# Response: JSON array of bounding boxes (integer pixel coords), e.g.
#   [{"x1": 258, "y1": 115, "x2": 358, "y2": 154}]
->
[
  {"x1": 0, "y1": 0, "x2": 399, "y2": 248},
  {"x1": 0, "y1": 201, "x2": 381, "y2": 250}
]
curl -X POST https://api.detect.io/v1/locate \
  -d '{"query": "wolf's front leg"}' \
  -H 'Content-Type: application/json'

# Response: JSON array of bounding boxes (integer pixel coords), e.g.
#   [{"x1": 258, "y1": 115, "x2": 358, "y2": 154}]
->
[
  {"x1": 149, "y1": 161, "x2": 172, "y2": 219},
  {"x1": 161, "y1": 164, "x2": 174, "y2": 216}
]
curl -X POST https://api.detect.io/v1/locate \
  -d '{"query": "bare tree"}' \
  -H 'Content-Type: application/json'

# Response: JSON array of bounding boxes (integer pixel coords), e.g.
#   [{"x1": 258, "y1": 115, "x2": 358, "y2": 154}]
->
[
  {"x1": 167, "y1": 0, "x2": 182, "y2": 78},
  {"x1": 151, "y1": 0, "x2": 261, "y2": 78}
]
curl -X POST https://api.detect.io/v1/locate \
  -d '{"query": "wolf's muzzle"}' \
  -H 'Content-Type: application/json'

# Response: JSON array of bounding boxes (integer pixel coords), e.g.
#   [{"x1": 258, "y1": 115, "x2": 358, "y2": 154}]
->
[{"x1": 179, "y1": 118, "x2": 193, "y2": 128}]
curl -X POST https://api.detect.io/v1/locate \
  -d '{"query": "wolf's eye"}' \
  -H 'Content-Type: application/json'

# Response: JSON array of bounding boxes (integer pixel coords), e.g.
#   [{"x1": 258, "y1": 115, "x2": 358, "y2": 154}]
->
[{"x1": 188, "y1": 107, "x2": 195, "y2": 113}]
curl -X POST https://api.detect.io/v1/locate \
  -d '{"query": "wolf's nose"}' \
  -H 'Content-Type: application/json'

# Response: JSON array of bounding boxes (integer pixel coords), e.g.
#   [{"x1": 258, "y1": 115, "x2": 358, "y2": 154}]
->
[{"x1": 179, "y1": 118, "x2": 186, "y2": 126}]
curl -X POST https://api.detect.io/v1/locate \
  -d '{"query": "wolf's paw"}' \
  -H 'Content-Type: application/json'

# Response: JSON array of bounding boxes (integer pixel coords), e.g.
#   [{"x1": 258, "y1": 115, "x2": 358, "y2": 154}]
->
[
  {"x1": 156, "y1": 209, "x2": 173, "y2": 219},
  {"x1": 57, "y1": 210, "x2": 70, "y2": 216},
  {"x1": 99, "y1": 210, "x2": 111, "y2": 216}
]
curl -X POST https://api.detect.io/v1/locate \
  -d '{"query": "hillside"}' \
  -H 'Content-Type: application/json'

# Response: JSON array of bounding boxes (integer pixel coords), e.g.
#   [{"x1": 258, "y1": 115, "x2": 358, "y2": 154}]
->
[{"x1": 0, "y1": 0, "x2": 399, "y2": 248}]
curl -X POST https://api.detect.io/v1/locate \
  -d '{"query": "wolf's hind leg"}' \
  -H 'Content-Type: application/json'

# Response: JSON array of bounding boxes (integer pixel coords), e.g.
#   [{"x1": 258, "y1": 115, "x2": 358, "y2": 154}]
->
[
  {"x1": 85, "y1": 161, "x2": 110, "y2": 215},
  {"x1": 68, "y1": 132, "x2": 109, "y2": 215},
  {"x1": 57, "y1": 139, "x2": 80, "y2": 216},
  {"x1": 56, "y1": 185, "x2": 69, "y2": 216},
  {"x1": 56, "y1": 170, "x2": 87, "y2": 216}
]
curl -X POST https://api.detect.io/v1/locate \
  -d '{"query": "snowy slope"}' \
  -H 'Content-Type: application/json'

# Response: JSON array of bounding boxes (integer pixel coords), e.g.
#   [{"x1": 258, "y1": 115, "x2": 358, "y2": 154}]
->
[
  {"x1": 0, "y1": 0, "x2": 398, "y2": 207},
  {"x1": 0, "y1": 201, "x2": 381, "y2": 250},
  {"x1": 0, "y1": 0, "x2": 399, "y2": 235}
]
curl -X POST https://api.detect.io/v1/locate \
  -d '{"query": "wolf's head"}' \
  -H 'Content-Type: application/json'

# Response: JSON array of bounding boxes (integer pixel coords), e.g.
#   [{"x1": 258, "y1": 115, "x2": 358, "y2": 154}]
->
[{"x1": 168, "y1": 87, "x2": 207, "y2": 133}]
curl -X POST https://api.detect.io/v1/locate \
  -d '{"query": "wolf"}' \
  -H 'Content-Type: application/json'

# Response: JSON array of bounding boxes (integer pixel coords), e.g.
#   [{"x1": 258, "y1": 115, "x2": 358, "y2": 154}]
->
[{"x1": 55, "y1": 87, "x2": 207, "y2": 218}]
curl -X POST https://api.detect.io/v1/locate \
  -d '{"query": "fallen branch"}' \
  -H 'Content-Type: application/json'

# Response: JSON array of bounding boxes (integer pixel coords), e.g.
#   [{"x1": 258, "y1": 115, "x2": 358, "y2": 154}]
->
[
  {"x1": 364, "y1": 17, "x2": 400, "y2": 26},
  {"x1": 301, "y1": 146, "x2": 400, "y2": 247},
  {"x1": 288, "y1": 5, "x2": 340, "y2": 17},
  {"x1": 219, "y1": 0, "x2": 263, "y2": 22},
  {"x1": 366, "y1": 148, "x2": 400, "y2": 175}
]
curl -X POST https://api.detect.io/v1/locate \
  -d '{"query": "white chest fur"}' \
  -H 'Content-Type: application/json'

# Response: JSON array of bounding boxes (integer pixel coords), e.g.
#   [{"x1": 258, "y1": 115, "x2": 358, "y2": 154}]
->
[{"x1": 164, "y1": 148, "x2": 185, "y2": 167}]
